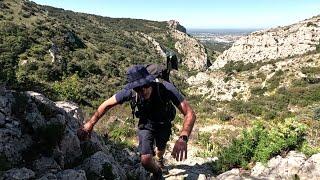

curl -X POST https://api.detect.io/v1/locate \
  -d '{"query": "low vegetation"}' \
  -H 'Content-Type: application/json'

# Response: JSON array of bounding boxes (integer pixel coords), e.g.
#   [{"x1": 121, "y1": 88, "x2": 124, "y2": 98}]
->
[{"x1": 212, "y1": 118, "x2": 309, "y2": 174}]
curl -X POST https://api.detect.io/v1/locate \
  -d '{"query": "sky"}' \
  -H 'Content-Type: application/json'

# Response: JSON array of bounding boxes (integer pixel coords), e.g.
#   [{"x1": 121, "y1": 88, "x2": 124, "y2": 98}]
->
[{"x1": 32, "y1": 0, "x2": 320, "y2": 30}]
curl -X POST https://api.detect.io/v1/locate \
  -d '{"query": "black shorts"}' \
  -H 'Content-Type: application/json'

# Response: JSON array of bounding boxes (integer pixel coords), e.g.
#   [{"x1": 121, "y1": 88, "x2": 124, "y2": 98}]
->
[{"x1": 138, "y1": 125, "x2": 171, "y2": 155}]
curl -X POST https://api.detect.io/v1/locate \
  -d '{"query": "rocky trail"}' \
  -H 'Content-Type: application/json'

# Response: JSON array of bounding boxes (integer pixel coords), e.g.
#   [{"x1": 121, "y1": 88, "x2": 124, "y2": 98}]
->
[
  {"x1": 160, "y1": 124, "x2": 225, "y2": 180},
  {"x1": 162, "y1": 139, "x2": 215, "y2": 180}
]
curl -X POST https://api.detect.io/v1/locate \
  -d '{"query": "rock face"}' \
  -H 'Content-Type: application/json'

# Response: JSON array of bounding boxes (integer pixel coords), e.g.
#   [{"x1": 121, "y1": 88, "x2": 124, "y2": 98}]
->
[
  {"x1": 187, "y1": 72, "x2": 250, "y2": 101},
  {"x1": 0, "y1": 89, "x2": 147, "y2": 179},
  {"x1": 167, "y1": 20, "x2": 186, "y2": 33},
  {"x1": 138, "y1": 32, "x2": 167, "y2": 58},
  {"x1": 171, "y1": 29, "x2": 209, "y2": 71},
  {"x1": 216, "y1": 151, "x2": 320, "y2": 180},
  {"x1": 187, "y1": 15, "x2": 320, "y2": 101},
  {"x1": 211, "y1": 15, "x2": 320, "y2": 69}
]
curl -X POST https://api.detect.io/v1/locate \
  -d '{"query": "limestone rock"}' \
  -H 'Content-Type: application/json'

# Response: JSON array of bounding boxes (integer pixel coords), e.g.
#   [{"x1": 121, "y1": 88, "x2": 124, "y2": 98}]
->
[
  {"x1": 167, "y1": 20, "x2": 186, "y2": 33},
  {"x1": 56, "y1": 169, "x2": 86, "y2": 180},
  {"x1": 31, "y1": 156, "x2": 61, "y2": 176},
  {"x1": 79, "y1": 151, "x2": 126, "y2": 180},
  {"x1": 298, "y1": 153, "x2": 320, "y2": 179},
  {"x1": 0, "y1": 90, "x2": 144, "y2": 179},
  {"x1": 59, "y1": 129, "x2": 82, "y2": 167},
  {"x1": 171, "y1": 29, "x2": 209, "y2": 70},
  {"x1": 138, "y1": 32, "x2": 167, "y2": 58},
  {"x1": 216, "y1": 168, "x2": 241, "y2": 180},
  {"x1": 186, "y1": 71, "x2": 250, "y2": 101},
  {"x1": 3, "y1": 168, "x2": 35, "y2": 180},
  {"x1": 215, "y1": 151, "x2": 320, "y2": 179},
  {"x1": 211, "y1": 15, "x2": 320, "y2": 70}
]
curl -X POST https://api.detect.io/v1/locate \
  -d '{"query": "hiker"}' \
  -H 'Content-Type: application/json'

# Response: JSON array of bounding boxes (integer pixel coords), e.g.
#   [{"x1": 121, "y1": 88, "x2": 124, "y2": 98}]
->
[{"x1": 78, "y1": 64, "x2": 196, "y2": 178}]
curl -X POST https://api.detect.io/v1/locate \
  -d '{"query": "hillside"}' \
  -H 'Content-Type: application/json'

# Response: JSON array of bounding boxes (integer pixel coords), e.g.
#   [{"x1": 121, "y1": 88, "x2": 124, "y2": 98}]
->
[
  {"x1": 188, "y1": 15, "x2": 320, "y2": 119},
  {"x1": 184, "y1": 14, "x2": 320, "y2": 178},
  {"x1": 0, "y1": 0, "x2": 208, "y2": 107}
]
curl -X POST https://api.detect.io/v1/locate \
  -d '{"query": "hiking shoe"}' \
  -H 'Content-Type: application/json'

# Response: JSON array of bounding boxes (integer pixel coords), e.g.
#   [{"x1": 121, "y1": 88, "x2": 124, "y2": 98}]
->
[
  {"x1": 155, "y1": 157, "x2": 165, "y2": 169},
  {"x1": 150, "y1": 171, "x2": 163, "y2": 180},
  {"x1": 155, "y1": 157, "x2": 169, "y2": 174}
]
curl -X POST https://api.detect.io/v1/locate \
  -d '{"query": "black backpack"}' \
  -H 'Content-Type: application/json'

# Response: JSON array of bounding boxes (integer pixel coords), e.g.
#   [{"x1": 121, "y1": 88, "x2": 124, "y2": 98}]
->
[
  {"x1": 130, "y1": 51, "x2": 179, "y2": 120},
  {"x1": 146, "y1": 50, "x2": 178, "y2": 82}
]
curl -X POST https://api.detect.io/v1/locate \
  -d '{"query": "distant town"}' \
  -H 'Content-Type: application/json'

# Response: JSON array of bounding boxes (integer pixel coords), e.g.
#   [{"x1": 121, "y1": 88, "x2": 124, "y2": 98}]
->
[{"x1": 187, "y1": 29, "x2": 259, "y2": 43}]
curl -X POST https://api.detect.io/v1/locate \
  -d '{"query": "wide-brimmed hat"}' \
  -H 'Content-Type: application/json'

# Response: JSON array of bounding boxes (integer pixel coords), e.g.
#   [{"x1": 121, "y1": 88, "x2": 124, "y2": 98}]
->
[{"x1": 124, "y1": 65, "x2": 155, "y2": 90}]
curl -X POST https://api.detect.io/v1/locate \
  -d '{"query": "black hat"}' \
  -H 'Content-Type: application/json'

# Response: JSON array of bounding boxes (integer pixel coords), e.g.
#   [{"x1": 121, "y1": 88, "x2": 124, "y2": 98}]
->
[{"x1": 124, "y1": 65, "x2": 155, "y2": 90}]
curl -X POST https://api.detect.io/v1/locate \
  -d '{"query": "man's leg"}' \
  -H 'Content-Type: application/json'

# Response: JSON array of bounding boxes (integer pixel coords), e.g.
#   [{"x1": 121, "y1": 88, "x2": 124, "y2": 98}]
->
[
  {"x1": 138, "y1": 129, "x2": 162, "y2": 175},
  {"x1": 140, "y1": 154, "x2": 161, "y2": 173},
  {"x1": 155, "y1": 125, "x2": 171, "y2": 169}
]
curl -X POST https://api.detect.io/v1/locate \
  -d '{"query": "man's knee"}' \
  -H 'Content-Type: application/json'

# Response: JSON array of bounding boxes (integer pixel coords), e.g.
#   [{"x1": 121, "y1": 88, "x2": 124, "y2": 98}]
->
[{"x1": 140, "y1": 154, "x2": 153, "y2": 167}]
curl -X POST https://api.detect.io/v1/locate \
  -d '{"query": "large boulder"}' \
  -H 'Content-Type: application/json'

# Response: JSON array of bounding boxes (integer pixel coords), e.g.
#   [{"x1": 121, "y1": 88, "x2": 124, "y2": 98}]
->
[
  {"x1": 298, "y1": 153, "x2": 320, "y2": 179},
  {"x1": 3, "y1": 168, "x2": 35, "y2": 180},
  {"x1": 0, "y1": 89, "x2": 147, "y2": 179},
  {"x1": 216, "y1": 151, "x2": 320, "y2": 179},
  {"x1": 78, "y1": 151, "x2": 126, "y2": 180}
]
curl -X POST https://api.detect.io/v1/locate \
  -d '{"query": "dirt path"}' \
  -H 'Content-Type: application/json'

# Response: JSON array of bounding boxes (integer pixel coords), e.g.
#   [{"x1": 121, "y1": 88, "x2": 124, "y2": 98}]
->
[
  {"x1": 162, "y1": 140, "x2": 216, "y2": 180},
  {"x1": 160, "y1": 123, "x2": 238, "y2": 179}
]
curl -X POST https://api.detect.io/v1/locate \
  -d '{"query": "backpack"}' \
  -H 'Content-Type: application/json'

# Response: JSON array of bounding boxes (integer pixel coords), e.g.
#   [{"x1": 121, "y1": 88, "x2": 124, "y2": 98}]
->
[
  {"x1": 130, "y1": 51, "x2": 179, "y2": 120},
  {"x1": 130, "y1": 82, "x2": 176, "y2": 125},
  {"x1": 145, "y1": 50, "x2": 178, "y2": 82}
]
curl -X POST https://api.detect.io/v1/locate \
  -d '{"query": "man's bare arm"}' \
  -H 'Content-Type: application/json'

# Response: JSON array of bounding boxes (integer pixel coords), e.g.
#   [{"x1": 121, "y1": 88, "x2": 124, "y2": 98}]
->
[
  {"x1": 82, "y1": 95, "x2": 118, "y2": 132},
  {"x1": 177, "y1": 99, "x2": 196, "y2": 137}
]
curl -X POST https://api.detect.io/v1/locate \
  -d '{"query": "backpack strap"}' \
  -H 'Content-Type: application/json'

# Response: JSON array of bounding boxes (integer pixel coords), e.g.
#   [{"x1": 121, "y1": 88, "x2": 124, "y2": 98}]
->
[{"x1": 130, "y1": 90, "x2": 138, "y2": 119}]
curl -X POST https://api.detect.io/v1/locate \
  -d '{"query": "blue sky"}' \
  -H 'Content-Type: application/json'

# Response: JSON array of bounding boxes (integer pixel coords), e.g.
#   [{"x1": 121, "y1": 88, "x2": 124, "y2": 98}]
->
[{"x1": 32, "y1": 0, "x2": 320, "y2": 29}]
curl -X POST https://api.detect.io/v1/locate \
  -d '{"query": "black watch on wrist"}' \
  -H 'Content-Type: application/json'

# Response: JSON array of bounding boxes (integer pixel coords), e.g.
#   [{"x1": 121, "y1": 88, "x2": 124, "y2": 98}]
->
[{"x1": 179, "y1": 135, "x2": 188, "y2": 143}]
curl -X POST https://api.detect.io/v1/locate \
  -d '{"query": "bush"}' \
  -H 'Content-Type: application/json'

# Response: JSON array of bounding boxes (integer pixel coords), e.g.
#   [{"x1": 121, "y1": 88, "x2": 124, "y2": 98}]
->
[
  {"x1": 52, "y1": 74, "x2": 83, "y2": 102},
  {"x1": 314, "y1": 108, "x2": 320, "y2": 120},
  {"x1": 217, "y1": 111, "x2": 233, "y2": 121},
  {"x1": 316, "y1": 40, "x2": 320, "y2": 53},
  {"x1": 212, "y1": 118, "x2": 307, "y2": 174},
  {"x1": 195, "y1": 132, "x2": 216, "y2": 158}
]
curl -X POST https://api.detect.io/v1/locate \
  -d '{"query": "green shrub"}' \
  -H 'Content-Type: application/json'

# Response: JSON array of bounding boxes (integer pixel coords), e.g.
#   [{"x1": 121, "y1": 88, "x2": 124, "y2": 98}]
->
[
  {"x1": 313, "y1": 108, "x2": 320, "y2": 120},
  {"x1": 206, "y1": 80, "x2": 213, "y2": 87},
  {"x1": 257, "y1": 72, "x2": 266, "y2": 81},
  {"x1": 230, "y1": 100, "x2": 264, "y2": 116},
  {"x1": 316, "y1": 40, "x2": 320, "y2": 53},
  {"x1": 212, "y1": 118, "x2": 307, "y2": 174},
  {"x1": 223, "y1": 61, "x2": 256, "y2": 74},
  {"x1": 253, "y1": 118, "x2": 306, "y2": 162},
  {"x1": 267, "y1": 70, "x2": 284, "y2": 90},
  {"x1": 195, "y1": 132, "x2": 216, "y2": 158},
  {"x1": 107, "y1": 118, "x2": 136, "y2": 142},
  {"x1": 217, "y1": 111, "x2": 233, "y2": 121},
  {"x1": 251, "y1": 86, "x2": 267, "y2": 96},
  {"x1": 300, "y1": 141, "x2": 320, "y2": 157},
  {"x1": 52, "y1": 74, "x2": 83, "y2": 102},
  {"x1": 223, "y1": 76, "x2": 232, "y2": 83}
]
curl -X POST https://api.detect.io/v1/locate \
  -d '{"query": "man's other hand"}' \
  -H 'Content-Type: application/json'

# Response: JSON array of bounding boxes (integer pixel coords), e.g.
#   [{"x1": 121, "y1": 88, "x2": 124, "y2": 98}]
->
[{"x1": 171, "y1": 138, "x2": 187, "y2": 161}]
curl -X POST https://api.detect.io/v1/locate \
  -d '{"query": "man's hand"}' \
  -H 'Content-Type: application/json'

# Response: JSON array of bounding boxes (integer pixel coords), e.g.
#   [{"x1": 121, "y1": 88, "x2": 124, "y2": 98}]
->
[
  {"x1": 77, "y1": 122, "x2": 93, "y2": 141},
  {"x1": 171, "y1": 138, "x2": 187, "y2": 161}
]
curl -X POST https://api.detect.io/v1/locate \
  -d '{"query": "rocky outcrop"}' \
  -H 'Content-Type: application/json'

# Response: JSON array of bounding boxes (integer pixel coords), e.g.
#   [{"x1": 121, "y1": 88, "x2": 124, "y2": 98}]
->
[
  {"x1": 167, "y1": 20, "x2": 186, "y2": 33},
  {"x1": 187, "y1": 71, "x2": 250, "y2": 101},
  {"x1": 0, "y1": 89, "x2": 147, "y2": 179},
  {"x1": 211, "y1": 15, "x2": 320, "y2": 70},
  {"x1": 138, "y1": 32, "x2": 167, "y2": 58},
  {"x1": 171, "y1": 29, "x2": 209, "y2": 70},
  {"x1": 216, "y1": 151, "x2": 320, "y2": 180}
]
